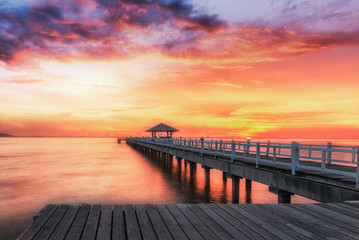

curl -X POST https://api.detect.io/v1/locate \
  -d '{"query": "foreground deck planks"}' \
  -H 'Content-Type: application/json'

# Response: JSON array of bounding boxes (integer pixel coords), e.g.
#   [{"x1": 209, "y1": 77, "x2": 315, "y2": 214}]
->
[{"x1": 18, "y1": 203, "x2": 359, "y2": 240}]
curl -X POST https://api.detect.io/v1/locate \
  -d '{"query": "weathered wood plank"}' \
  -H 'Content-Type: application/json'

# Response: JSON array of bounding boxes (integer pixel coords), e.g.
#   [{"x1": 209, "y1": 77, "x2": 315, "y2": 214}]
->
[
  {"x1": 156, "y1": 205, "x2": 188, "y2": 240},
  {"x1": 65, "y1": 205, "x2": 91, "y2": 240},
  {"x1": 186, "y1": 204, "x2": 232, "y2": 240},
  {"x1": 19, "y1": 203, "x2": 359, "y2": 240},
  {"x1": 124, "y1": 204, "x2": 142, "y2": 240},
  {"x1": 241, "y1": 204, "x2": 311, "y2": 240},
  {"x1": 135, "y1": 205, "x2": 157, "y2": 240},
  {"x1": 112, "y1": 205, "x2": 126, "y2": 240},
  {"x1": 176, "y1": 204, "x2": 218, "y2": 240},
  {"x1": 197, "y1": 204, "x2": 251, "y2": 240},
  {"x1": 49, "y1": 205, "x2": 80, "y2": 240},
  {"x1": 146, "y1": 204, "x2": 173, "y2": 240},
  {"x1": 165, "y1": 204, "x2": 204, "y2": 240},
  {"x1": 81, "y1": 205, "x2": 101, "y2": 240},
  {"x1": 321, "y1": 203, "x2": 359, "y2": 219},
  {"x1": 261, "y1": 204, "x2": 332, "y2": 239},
  {"x1": 221, "y1": 204, "x2": 278, "y2": 240},
  {"x1": 97, "y1": 205, "x2": 113, "y2": 240},
  {"x1": 271, "y1": 204, "x2": 353, "y2": 239},
  {"x1": 253, "y1": 204, "x2": 323, "y2": 240},
  {"x1": 33, "y1": 205, "x2": 69, "y2": 240},
  {"x1": 210, "y1": 204, "x2": 265, "y2": 240},
  {"x1": 227, "y1": 204, "x2": 294, "y2": 240},
  {"x1": 298, "y1": 204, "x2": 359, "y2": 227},
  {"x1": 290, "y1": 205, "x2": 359, "y2": 238},
  {"x1": 18, "y1": 205, "x2": 58, "y2": 240}
]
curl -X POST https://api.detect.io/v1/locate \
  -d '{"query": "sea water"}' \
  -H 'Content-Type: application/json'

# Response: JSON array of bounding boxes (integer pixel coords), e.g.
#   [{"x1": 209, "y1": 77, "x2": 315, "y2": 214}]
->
[{"x1": 1, "y1": 137, "x2": 357, "y2": 239}]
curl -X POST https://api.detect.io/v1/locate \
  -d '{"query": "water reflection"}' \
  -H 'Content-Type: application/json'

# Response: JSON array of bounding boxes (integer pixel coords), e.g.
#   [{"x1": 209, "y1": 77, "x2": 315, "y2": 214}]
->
[
  {"x1": 0, "y1": 138, "x2": 317, "y2": 239},
  {"x1": 134, "y1": 146, "x2": 317, "y2": 206}
]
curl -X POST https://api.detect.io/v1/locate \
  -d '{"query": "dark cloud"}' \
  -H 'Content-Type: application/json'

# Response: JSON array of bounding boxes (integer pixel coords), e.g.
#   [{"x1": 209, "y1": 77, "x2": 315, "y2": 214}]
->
[
  {"x1": 0, "y1": 0, "x2": 224, "y2": 63},
  {"x1": 304, "y1": 32, "x2": 359, "y2": 48}
]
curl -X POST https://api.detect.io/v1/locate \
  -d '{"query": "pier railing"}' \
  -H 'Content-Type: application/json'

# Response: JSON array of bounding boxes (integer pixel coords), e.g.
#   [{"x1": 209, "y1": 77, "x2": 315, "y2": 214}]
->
[{"x1": 127, "y1": 137, "x2": 359, "y2": 188}]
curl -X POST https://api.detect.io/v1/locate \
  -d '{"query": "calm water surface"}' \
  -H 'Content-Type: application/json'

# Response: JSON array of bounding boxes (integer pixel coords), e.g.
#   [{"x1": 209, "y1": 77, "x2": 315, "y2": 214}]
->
[{"x1": 1, "y1": 138, "x2": 357, "y2": 239}]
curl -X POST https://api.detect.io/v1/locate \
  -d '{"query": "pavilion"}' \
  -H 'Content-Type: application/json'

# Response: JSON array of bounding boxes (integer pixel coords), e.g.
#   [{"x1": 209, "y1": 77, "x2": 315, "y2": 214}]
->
[{"x1": 146, "y1": 123, "x2": 179, "y2": 138}]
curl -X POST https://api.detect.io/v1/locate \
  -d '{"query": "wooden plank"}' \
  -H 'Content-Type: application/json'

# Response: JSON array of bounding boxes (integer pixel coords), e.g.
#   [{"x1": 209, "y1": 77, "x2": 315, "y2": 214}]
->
[
  {"x1": 210, "y1": 204, "x2": 265, "y2": 240},
  {"x1": 124, "y1": 204, "x2": 142, "y2": 240},
  {"x1": 241, "y1": 204, "x2": 312, "y2": 240},
  {"x1": 145, "y1": 204, "x2": 173, "y2": 240},
  {"x1": 197, "y1": 204, "x2": 251, "y2": 240},
  {"x1": 81, "y1": 205, "x2": 101, "y2": 240},
  {"x1": 185, "y1": 204, "x2": 231, "y2": 240},
  {"x1": 97, "y1": 205, "x2": 113, "y2": 240},
  {"x1": 65, "y1": 205, "x2": 91, "y2": 240},
  {"x1": 165, "y1": 204, "x2": 204, "y2": 240},
  {"x1": 252, "y1": 204, "x2": 324, "y2": 240},
  {"x1": 300, "y1": 204, "x2": 359, "y2": 227},
  {"x1": 49, "y1": 205, "x2": 80, "y2": 240},
  {"x1": 227, "y1": 204, "x2": 294, "y2": 240},
  {"x1": 156, "y1": 205, "x2": 188, "y2": 240},
  {"x1": 220, "y1": 204, "x2": 277, "y2": 240},
  {"x1": 338, "y1": 203, "x2": 359, "y2": 212},
  {"x1": 135, "y1": 205, "x2": 157, "y2": 240},
  {"x1": 322, "y1": 203, "x2": 359, "y2": 219},
  {"x1": 112, "y1": 205, "x2": 126, "y2": 240},
  {"x1": 18, "y1": 204, "x2": 58, "y2": 240},
  {"x1": 33, "y1": 205, "x2": 69, "y2": 240},
  {"x1": 176, "y1": 204, "x2": 218, "y2": 240},
  {"x1": 289, "y1": 204, "x2": 359, "y2": 237},
  {"x1": 273, "y1": 204, "x2": 353, "y2": 240}
]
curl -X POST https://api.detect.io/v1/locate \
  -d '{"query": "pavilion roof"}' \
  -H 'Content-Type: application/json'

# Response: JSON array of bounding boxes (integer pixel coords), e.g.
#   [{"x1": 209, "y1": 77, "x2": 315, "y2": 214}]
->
[{"x1": 146, "y1": 123, "x2": 179, "y2": 132}]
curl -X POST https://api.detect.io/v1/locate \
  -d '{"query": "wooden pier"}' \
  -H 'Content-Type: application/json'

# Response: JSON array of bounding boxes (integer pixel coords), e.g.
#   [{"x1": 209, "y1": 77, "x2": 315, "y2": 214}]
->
[
  {"x1": 18, "y1": 203, "x2": 359, "y2": 240},
  {"x1": 127, "y1": 137, "x2": 359, "y2": 203}
]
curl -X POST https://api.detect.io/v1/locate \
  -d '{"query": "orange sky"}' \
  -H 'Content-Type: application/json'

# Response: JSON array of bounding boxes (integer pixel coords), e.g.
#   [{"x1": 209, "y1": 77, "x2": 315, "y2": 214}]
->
[{"x1": 1, "y1": 1, "x2": 359, "y2": 138}]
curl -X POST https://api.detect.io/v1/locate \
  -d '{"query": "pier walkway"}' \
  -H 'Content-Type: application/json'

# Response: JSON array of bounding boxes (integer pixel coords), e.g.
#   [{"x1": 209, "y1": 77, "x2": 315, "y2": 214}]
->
[
  {"x1": 127, "y1": 137, "x2": 359, "y2": 203},
  {"x1": 18, "y1": 203, "x2": 359, "y2": 240}
]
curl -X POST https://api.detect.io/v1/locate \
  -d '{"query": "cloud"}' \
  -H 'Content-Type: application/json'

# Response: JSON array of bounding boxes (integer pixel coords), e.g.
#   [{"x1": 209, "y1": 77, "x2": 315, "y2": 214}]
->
[
  {"x1": 202, "y1": 82, "x2": 243, "y2": 88},
  {"x1": 0, "y1": 0, "x2": 224, "y2": 63},
  {"x1": 0, "y1": 77, "x2": 44, "y2": 84}
]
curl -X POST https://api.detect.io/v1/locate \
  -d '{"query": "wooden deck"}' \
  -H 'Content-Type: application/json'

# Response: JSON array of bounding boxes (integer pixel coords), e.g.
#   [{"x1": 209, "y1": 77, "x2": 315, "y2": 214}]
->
[{"x1": 18, "y1": 203, "x2": 359, "y2": 240}]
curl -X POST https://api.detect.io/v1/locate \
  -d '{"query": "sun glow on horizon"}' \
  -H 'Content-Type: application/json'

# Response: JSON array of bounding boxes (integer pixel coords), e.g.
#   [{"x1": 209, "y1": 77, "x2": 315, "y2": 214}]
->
[{"x1": 1, "y1": 1, "x2": 359, "y2": 138}]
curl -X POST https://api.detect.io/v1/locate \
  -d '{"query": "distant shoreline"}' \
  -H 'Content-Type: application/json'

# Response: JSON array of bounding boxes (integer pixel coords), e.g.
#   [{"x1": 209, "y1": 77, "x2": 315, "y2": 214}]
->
[{"x1": 0, "y1": 133, "x2": 14, "y2": 137}]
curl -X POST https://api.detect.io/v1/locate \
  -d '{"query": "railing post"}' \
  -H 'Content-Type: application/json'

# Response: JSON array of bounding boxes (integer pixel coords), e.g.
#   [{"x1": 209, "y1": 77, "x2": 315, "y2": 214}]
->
[
  {"x1": 215, "y1": 140, "x2": 218, "y2": 155},
  {"x1": 291, "y1": 142, "x2": 298, "y2": 175},
  {"x1": 246, "y1": 139, "x2": 250, "y2": 155},
  {"x1": 231, "y1": 140, "x2": 235, "y2": 162},
  {"x1": 256, "y1": 142, "x2": 260, "y2": 168},
  {"x1": 184, "y1": 139, "x2": 186, "y2": 150},
  {"x1": 195, "y1": 139, "x2": 197, "y2": 148},
  {"x1": 308, "y1": 145, "x2": 312, "y2": 158},
  {"x1": 327, "y1": 142, "x2": 332, "y2": 164},
  {"x1": 273, "y1": 147, "x2": 277, "y2": 162},
  {"x1": 352, "y1": 147, "x2": 356, "y2": 163},
  {"x1": 356, "y1": 148, "x2": 359, "y2": 188},
  {"x1": 321, "y1": 150, "x2": 326, "y2": 169},
  {"x1": 266, "y1": 140, "x2": 270, "y2": 156},
  {"x1": 219, "y1": 140, "x2": 223, "y2": 152},
  {"x1": 201, "y1": 137, "x2": 204, "y2": 156}
]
